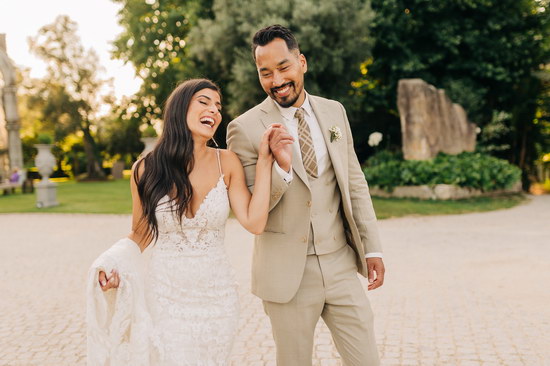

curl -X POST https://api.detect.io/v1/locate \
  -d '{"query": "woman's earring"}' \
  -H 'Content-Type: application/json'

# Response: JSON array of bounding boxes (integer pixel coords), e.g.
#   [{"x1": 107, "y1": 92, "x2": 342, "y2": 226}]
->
[{"x1": 210, "y1": 137, "x2": 219, "y2": 147}]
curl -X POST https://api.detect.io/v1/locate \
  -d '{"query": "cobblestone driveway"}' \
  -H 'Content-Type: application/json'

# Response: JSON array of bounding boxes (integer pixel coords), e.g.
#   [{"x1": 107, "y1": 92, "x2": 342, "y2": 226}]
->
[{"x1": 0, "y1": 195, "x2": 548, "y2": 365}]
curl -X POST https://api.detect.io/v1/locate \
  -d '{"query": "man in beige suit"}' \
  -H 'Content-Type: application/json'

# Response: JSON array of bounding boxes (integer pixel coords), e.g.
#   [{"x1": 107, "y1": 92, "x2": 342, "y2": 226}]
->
[{"x1": 227, "y1": 25, "x2": 385, "y2": 366}]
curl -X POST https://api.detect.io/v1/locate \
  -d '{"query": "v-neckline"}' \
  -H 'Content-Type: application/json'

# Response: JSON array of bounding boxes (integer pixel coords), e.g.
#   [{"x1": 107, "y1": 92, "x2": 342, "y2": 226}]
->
[{"x1": 182, "y1": 174, "x2": 226, "y2": 220}]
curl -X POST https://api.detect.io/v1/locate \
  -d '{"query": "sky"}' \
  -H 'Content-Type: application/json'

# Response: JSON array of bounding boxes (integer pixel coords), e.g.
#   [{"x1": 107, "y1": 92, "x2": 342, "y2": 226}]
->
[{"x1": 0, "y1": 0, "x2": 141, "y2": 99}]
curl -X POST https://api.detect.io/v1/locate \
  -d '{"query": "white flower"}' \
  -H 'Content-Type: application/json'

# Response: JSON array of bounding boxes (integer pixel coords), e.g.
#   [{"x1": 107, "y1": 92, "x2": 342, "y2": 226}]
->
[
  {"x1": 368, "y1": 132, "x2": 383, "y2": 147},
  {"x1": 329, "y1": 126, "x2": 342, "y2": 142}
]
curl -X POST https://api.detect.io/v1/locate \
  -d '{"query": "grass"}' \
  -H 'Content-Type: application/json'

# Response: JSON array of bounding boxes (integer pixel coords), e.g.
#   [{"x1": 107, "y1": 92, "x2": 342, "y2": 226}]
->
[
  {"x1": 0, "y1": 179, "x2": 132, "y2": 214},
  {"x1": 372, "y1": 194, "x2": 527, "y2": 219},
  {"x1": 0, "y1": 179, "x2": 527, "y2": 218}
]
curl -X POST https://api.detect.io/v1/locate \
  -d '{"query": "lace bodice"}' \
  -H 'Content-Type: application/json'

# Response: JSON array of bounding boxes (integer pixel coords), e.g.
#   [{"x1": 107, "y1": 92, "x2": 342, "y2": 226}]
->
[{"x1": 155, "y1": 174, "x2": 230, "y2": 253}]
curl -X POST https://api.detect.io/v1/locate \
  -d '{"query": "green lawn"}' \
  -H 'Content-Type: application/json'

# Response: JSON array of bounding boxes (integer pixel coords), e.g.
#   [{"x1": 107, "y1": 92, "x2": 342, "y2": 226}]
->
[
  {"x1": 372, "y1": 194, "x2": 526, "y2": 219},
  {"x1": 0, "y1": 179, "x2": 526, "y2": 218},
  {"x1": 0, "y1": 179, "x2": 132, "y2": 214}
]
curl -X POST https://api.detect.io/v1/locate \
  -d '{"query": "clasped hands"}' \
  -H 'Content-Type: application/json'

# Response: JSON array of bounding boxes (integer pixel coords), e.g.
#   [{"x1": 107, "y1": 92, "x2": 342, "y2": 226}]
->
[{"x1": 259, "y1": 123, "x2": 294, "y2": 171}]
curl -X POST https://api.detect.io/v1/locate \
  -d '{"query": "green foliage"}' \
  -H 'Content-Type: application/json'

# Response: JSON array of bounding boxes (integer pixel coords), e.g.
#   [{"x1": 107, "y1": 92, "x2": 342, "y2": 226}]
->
[
  {"x1": 26, "y1": 15, "x2": 109, "y2": 179},
  {"x1": 477, "y1": 111, "x2": 512, "y2": 153},
  {"x1": 532, "y1": 66, "x2": 550, "y2": 179},
  {"x1": 110, "y1": 0, "x2": 550, "y2": 176},
  {"x1": 354, "y1": 0, "x2": 550, "y2": 167},
  {"x1": 142, "y1": 124, "x2": 158, "y2": 138},
  {"x1": 21, "y1": 136, "x2": 37, "y2": 168},
  {"x1": 188, "y1": 0, "x2": 374, "y2": 119},
  {"x1": 364, "y1": 151, "x2": 522, "y2": 191},
  {"x1": 111, "y1": 0, "x2": 212, "y2": 127},
  {"x1": 36, "y1": 133, "x2": 53, "y2": 145},
  {"x1": 98, "y1": 99, "x2": 145, "y2": 164},
  {"x1": 112, "y1": 0, "x2": 374, "y2": 147}
]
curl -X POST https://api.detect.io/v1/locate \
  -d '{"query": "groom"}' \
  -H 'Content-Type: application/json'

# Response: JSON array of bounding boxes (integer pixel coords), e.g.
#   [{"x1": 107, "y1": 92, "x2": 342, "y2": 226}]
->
[{"x1": 227, "y1": 25, "x2": 385, "y2": 365}]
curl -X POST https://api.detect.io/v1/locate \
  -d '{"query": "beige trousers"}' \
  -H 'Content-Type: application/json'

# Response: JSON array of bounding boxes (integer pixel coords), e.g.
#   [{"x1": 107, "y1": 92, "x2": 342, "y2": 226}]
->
[{"x1": 263, "y1": 245, "x2": 380, "y2": 366}]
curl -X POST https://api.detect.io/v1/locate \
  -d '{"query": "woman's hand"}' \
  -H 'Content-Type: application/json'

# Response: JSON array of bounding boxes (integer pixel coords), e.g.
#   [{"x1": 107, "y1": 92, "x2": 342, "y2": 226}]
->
[
  {"x1": 266, "y1": 123, "x2": 293, "y2": 172},
  {"x1": 226, "y1": 123, "x2": 292, "y2": 235},
  {"x1": 258, "y1": 125, "x2": 277, "y2": 163},
  {"x1": 98, "y1": 269, "x2": 120, "y2": 291}
]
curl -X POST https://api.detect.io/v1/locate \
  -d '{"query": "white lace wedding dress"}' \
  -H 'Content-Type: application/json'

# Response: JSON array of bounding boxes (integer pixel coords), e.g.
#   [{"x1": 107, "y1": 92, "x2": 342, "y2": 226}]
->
[
  {"x1": 147, "y1": 150, "x2": 239, "y2": 365},
  {"x1": 87, "y1": 150, "x2": 239, "y2": 366}
]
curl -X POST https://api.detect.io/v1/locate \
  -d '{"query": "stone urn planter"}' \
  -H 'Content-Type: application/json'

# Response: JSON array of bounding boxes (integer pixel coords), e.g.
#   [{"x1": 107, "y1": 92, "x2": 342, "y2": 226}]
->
[
  {"x1": 35, "y1": 144, "x2": 55, "y2": 181},
  {"x1": 34, "y1": 144, "x2": 59, "y2": 208},
  {"x1": 141, "y1": 137, "x2": 158, "y2": 156}
]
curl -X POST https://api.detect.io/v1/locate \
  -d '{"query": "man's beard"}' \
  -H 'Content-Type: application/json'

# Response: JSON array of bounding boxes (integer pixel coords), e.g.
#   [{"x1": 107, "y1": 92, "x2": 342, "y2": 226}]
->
[{"x1": 270, "y1": 82, "x2": 302, "y2": 108}]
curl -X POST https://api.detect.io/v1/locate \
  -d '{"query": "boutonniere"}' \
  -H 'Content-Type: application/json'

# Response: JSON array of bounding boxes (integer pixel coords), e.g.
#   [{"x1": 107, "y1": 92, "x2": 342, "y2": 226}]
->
[{"x1": 329, "y1": 126, "x2": 342, "y2": 142}]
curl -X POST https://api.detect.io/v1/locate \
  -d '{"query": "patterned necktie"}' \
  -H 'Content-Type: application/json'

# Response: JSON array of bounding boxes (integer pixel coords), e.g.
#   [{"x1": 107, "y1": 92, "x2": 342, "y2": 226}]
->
[{"x1": 295, "y1": 108, "x2": 318, "y2": 179}]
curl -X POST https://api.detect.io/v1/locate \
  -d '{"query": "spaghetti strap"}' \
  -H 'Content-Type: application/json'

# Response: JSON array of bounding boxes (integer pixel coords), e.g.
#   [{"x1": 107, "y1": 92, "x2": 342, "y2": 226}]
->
[{"x1": 215, "y1": 149, "x2": 223, "y2": 176}]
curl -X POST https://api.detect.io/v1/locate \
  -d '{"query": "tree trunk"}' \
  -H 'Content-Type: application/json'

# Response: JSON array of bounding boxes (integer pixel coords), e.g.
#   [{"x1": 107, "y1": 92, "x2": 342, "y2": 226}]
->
[
  {"x1": 72, "y1": 153, "x2": 79, "y2": 177},
  {"x1": 82, "y1": 125, "x2": 105, "y2": 180}
]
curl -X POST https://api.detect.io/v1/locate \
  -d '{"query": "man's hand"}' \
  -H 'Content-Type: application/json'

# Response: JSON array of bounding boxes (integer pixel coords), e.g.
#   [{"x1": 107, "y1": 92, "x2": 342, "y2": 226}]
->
[
  {"x1": 366, "y1": 257, "x2": 385, "y2": 291},
  {"x1": 98, "y1": 269, "x2": 120, "y2": 291},
  {"x1": 268, "y1": 124, "x2": 294, "y2": 172}
]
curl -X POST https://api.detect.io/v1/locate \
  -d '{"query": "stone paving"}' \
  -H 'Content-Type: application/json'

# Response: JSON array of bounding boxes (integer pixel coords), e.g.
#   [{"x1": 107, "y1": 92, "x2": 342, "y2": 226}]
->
[{"x1": 0, "y1": 195, "x2": 549, "y2": 365}]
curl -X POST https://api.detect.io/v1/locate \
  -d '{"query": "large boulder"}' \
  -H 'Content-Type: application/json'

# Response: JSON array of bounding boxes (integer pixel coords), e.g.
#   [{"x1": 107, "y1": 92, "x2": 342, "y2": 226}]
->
[{"x1": 397, "y1": 78, "x2": 477, "y2": 160}]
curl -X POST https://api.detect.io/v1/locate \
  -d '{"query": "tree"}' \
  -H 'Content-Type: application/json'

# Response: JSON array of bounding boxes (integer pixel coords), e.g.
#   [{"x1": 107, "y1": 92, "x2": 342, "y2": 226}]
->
[
  {"x1": 112, "y1": 0, "x2": 375, "y2": 147},
  {"x1": 189, "y1": 0, "x2": 375, "y2": 126},
  {"x1": 111, "y1": 0, "x2": 212, "y2": 133},
  {"x1": 28, "y1": 15, "x2": 110, "y2": 179},
  {"x1": 99, "y1": 97, "x2": 144, "y2": 166},
  {"x1": 354, "y1": 0, "x2": 550, "y2": 175}
]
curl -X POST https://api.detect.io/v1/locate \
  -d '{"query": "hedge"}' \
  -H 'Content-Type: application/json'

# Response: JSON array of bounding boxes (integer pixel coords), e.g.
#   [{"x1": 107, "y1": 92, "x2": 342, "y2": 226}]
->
[{"x1": 363, "y1": 151, "x2": 521, "y2": 192}]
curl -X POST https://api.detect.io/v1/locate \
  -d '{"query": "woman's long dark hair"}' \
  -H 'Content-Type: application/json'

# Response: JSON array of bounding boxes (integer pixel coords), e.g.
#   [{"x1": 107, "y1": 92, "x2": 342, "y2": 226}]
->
[{"x1": 134, "y1": 78, "x2": 221, "y2": 242}]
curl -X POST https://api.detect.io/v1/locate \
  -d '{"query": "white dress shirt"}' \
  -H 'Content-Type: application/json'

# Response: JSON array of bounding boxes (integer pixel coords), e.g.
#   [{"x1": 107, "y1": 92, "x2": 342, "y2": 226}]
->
[{"x1": 272, "y1": 93, "x2": 382, "y2": 259}]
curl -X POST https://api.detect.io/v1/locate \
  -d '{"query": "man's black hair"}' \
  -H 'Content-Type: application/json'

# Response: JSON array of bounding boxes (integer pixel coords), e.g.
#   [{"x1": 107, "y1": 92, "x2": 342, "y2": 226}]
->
[{"x1": 252, "y1": 24, "x2": 299, "y2": 60}]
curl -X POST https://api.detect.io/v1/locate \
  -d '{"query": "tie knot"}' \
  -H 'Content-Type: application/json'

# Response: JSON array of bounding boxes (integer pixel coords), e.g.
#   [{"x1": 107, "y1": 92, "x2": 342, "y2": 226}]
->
[{"x1": 294, "y1": 108, "x2": 305, "y2": 120}]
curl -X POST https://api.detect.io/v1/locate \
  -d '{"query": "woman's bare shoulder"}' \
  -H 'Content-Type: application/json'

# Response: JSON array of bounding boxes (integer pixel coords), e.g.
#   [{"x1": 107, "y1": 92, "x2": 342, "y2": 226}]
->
[
  {"x1": 217, "y1": 149, "x2": 240, "y2": 163},
  {"x1": 218, "y1": 149, "x2": 244, "y2": 176},
  {"x1": 131, "y1": 158, "x2": 146, "y2": 181}
]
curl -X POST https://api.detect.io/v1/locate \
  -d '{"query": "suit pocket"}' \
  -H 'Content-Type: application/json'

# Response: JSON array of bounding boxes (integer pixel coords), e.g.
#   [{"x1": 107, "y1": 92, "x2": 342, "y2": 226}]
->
[{"x1": 264, "y1": 198, "x2": 284, "y2": 233}]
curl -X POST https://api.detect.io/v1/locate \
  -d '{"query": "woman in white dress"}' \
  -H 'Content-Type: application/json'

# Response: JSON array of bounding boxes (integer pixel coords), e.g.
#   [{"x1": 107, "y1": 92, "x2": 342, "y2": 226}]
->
[{"x1": 90, "y1": 78, "x2": 292, "y2": 365}]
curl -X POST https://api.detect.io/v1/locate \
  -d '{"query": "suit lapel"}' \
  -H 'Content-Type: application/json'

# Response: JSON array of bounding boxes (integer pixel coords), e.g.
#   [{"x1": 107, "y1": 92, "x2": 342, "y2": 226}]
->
[
  {"x1": 309, "y1": 96, "x2": 347, "y2": 191},
  {"x1": 259, "y1": 97, "x2": 310, "y2": 189}
]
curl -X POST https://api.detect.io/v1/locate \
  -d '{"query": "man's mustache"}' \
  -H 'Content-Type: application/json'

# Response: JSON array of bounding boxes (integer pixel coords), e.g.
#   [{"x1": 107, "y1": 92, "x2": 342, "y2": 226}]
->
[{"x1": 271, "y1": 82, "x2": 294, "y2": 94}]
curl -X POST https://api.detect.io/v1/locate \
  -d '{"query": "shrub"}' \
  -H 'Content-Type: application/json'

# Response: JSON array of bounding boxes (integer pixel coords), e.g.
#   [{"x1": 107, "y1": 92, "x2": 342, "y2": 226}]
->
[
  {"x1": 364, "y1": 151, "x2": 521, "y2": 192},
  {"x1": 36, "y1": 133, "x2": 53, "y2": 145},
  {"x1": 141, "y1": 124, "x2": 158, "y2": 138}
]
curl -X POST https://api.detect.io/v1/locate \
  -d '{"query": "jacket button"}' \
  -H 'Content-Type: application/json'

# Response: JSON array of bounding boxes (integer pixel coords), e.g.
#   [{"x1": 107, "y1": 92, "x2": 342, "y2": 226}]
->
[
  {"x1": 306, "y1": 200, "x2": 312, "y2": 207},
  {"x1": 302, "y1": 236, "x2": 307, "y2": 243}
]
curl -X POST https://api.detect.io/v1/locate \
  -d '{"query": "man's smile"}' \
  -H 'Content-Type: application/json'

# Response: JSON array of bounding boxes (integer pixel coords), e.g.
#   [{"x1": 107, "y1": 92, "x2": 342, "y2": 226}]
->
[{"x1": 272, "y1": 82, "x2": 293, "y2": 98}]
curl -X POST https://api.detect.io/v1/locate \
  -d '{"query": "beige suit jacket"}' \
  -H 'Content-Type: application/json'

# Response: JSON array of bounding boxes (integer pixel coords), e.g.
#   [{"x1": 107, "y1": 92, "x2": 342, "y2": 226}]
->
[{"x1": 227, "y1": 95, "x2": 382, "y2": 303}]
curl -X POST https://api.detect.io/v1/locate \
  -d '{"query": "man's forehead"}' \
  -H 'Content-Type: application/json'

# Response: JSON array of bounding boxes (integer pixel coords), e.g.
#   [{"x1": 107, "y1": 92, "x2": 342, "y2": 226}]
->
[
  {"x1": 255, "y1": 38, "x2": 297, "y2": 56},
  {"x1": 255, "y1": 46, "x2": 299, "y2": 69}
]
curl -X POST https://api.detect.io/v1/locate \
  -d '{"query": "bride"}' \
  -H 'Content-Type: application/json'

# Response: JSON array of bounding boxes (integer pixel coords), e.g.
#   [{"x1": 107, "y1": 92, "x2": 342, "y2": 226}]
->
[{"x1": 86, "y1": 78, "x2": 293, "y2": 365}]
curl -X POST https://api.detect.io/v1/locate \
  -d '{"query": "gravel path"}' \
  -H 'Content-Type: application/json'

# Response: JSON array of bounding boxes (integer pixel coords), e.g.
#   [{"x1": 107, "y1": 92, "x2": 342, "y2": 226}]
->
[{"x1": 0, "y1": 195, "x2": 548, "y2": 365}]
